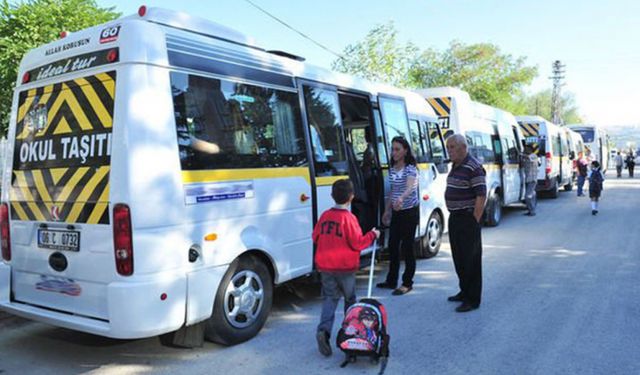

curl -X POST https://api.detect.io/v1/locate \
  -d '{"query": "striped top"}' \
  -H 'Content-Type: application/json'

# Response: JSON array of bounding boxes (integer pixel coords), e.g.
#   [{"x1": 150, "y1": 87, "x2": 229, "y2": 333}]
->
[
  {"x1": 445, "y1": 155, "x2": 487, "y2": 211},
  {"x1": 389, "y1": 164, "x2": 419, "y2": 210}
]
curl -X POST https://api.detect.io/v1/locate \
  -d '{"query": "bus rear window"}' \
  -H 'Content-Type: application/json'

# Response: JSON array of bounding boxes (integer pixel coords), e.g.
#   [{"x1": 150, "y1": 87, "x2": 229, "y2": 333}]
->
[{"x1": 170, "y1": 72, "x2": 307, "y2": 170}]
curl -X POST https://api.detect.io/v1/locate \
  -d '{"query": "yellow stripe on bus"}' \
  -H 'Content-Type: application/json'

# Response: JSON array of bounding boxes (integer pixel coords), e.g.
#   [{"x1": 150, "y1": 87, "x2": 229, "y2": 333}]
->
[
  {"x1": 87, "y1": 186, "x2": 110, "y2": 224},
  {"x1": 427, "y1": 98, "x2": 448, "y2": 117},
  {"x1": 66, "y1": 166, "x2": 109, "y2": 223},
  {"x1": 96, "y1": 73, "x2": 116, "y2": 99},
  {"x1": 31, "y1": 169, "x2": 54, "y2": 214},
  {"x1": 316, "y1": 176, "x2": 345, "y2": 186},
  {"x1": 56, "y1": 167, "x2": 90, "y2": 202},
  {"x1": 75, "y1": 77, "x2": 113, "y2": 128},
  {"x1": 17, "y1": 88, "x2": 37, "y2": 124},
  {"x1": 182, "y1": 167, "x2": 311, "y2": 184},
  {"x1": 49, "y1": 168, "x2": 68, "y2": 185},
  {"x1": 13, "y1": 171, "x2": 45, "y2": 221},
  {"x1": 10, "y1": 201, "x2": 29, "y2": 221}
]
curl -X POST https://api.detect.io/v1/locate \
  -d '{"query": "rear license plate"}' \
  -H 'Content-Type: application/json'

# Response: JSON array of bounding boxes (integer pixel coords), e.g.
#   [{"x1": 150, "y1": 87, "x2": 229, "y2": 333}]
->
[{"x1": 37, "y1": 229, "x2": 80, "y2": 251}]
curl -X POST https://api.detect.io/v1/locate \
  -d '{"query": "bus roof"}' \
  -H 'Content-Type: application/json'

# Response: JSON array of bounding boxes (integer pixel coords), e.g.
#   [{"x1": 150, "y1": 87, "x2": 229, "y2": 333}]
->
[{"x1": 16, "y1": 7, "x2": 436, "y2": 119}]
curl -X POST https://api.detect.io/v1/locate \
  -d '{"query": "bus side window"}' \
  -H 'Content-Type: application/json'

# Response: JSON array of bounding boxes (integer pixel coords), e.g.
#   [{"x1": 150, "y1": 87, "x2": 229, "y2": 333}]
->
[
  {"x1": 379, "y1": 97, "x2": 411, "y2": 149},
  {"x1": 372, "y1": 109, "x2": 388, "y2": 166},
  {"x1": 303, "y1": 86, "x2": 348, "y2": 177},
  {"x1": 410, "y1": 119, "x2": 427, "y2": 163},
  {"x1": 170, "y1": 72, "x2": 307, "y2": 170}
]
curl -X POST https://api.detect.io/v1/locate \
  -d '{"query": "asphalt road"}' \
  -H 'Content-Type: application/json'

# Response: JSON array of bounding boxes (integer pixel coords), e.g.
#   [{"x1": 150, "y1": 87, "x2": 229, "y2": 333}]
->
[{"x1": 1, "y1": 176, "x2": 639, "y2": 375}]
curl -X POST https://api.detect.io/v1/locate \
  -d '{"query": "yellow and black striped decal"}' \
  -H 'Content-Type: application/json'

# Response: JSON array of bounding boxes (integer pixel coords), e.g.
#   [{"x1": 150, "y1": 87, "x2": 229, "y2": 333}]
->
[
  {"x1": 426, "y1": 97, "x2": 451, "y2": 131},
  {"x1": 10, "y1": 71, "x2": 116, "y2": 225},
  {"x1": 518, "y1": 122, "x2": 541, "y2": 155}
]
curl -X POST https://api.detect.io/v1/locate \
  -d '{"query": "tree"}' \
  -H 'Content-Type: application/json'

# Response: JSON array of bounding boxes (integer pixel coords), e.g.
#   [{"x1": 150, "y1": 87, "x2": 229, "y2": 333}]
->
[
  {"x1": 331, "y1": 22, "x2": 419, "y2": 88},
  {"x1": 514, "y1": 89, "x2": 583, "y2": 124},
  {"x1": 332, "y1": 24, "x2": 538, "y2": 113},
  {"x1": 0, "y1": 0, "x2": 119, "y2": 135}
]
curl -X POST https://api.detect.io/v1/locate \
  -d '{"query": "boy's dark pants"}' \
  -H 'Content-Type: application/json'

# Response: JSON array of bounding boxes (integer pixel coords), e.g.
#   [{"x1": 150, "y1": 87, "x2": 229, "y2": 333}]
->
[{"x1": 317, "y1": 272, "x2": 356, "y2": 335}]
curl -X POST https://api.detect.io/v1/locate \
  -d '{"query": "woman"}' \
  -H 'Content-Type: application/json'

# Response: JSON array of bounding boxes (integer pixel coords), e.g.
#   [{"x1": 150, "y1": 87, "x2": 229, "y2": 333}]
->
[{"x1": 376, "y1": 136, "x2": 419, "y2": 295}]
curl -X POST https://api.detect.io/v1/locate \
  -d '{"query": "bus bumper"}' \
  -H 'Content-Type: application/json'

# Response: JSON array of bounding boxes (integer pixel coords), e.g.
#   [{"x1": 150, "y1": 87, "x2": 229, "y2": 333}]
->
[{"x1": 0, "y1": 262, "x2": 188, "y2": 339}]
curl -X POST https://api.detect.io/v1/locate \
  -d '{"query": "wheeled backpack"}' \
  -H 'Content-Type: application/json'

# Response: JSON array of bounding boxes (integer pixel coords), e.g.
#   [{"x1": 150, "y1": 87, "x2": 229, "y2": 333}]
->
[{"x1": 336, "y1": 241, "x2": 390, "y2": 374}]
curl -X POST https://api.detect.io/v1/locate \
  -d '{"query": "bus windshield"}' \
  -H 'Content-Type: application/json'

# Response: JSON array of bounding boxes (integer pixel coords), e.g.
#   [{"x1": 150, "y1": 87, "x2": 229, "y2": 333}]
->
[{"x1": 574, "y1": 129, "x2": 595, "y2": 143}]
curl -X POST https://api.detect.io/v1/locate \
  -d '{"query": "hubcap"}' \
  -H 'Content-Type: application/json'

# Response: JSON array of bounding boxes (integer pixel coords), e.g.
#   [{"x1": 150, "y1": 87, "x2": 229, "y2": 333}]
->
[
  {"x1": 426, "y1": 216, "x2": 441, "y2": 250},
  {"x1": 224, "y1": 270, "x2": 264, "y2": 329}
]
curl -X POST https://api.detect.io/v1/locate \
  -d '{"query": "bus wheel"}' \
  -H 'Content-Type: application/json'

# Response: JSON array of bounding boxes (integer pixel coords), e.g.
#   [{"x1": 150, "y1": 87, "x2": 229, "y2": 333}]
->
[
  {"x1": 416, "y1": 212, "x2": 443, "y2": 259},
  {"x1": 485, "y1": 193, "x2": 502, "y2": 227},
  {"x1": 205, "y1": 255, "x2": 273, "y2": 345},
  {"x1": 564, "y1": 180, "x2": 573, "y2": 191}
]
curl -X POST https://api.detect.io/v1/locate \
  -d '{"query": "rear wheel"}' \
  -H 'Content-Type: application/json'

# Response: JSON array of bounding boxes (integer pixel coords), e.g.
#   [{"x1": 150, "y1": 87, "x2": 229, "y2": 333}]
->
[
  {"x1": 415, "y1": 211, "x2": 443, "y2": 259},
  {"x1": 484, "y1": 193, "x2": 502, "y2": 227},
  {"x1": 205, "y1": 255, "x2": 273, "y2": 345},
  {"x1": 549, "y1": 179, "x2": 559, "y2": 199},
  {"x1": 564, "y1": 178, "x2": 573, "y2": 191}
]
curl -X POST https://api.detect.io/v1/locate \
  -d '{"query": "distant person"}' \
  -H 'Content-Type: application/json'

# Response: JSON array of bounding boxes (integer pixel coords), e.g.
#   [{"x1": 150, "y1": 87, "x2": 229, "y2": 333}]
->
[
  {"x1": 313, "y1": 179, "x2": 379, "y2": 357},
  {"x1": 614, "y1": 152, "x2": 624, "y2": 178},
  {"x1": 626, "y1": 151, "x2": 636, "y2": 178},
  {"x1": 576, "y1": 151, "x2": 589, "y2": 197},
  {"x1": 521, "y1": 145, "x2": 540, "y2": 216},
  {"x1": 443, "y1": 134, "x2": 486, "y2": 313},
  {"x1": 588, "y1": 161, "x2": 605, "y2": 215}
]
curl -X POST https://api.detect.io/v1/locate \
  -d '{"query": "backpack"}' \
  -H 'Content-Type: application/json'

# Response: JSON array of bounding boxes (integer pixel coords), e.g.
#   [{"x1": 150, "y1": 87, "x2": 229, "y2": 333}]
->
[
  {"x1": 336, "y1": 242, "x2": 390, "y2": 374},
  {"x1": 590, "y1": 169, "x2": 604, "y2": 191}
]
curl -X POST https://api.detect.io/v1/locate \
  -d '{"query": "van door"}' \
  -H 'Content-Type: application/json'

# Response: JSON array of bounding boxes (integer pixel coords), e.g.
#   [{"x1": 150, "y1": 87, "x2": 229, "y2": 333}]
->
[
  {"x1": 496, "y1": 120, "x2": 522, "y2": 204},
  {"x1": 9, "y1": 71, "x2": 116, "y2": 320},
  {"x1": 300, "y1": 83, "x2": 348, "y2": 223}
]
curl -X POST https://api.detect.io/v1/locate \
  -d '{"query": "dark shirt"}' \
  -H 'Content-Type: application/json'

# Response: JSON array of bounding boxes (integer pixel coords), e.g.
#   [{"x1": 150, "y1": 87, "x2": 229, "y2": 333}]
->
[{"x1": 445, "y1": 154, "x2": 487, "y2": 211}]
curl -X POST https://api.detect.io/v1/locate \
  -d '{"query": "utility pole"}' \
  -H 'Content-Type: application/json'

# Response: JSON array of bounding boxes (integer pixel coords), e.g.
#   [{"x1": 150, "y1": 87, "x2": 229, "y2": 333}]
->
[{"x1": 550, "y1": 60, "x2": 565, "y2": 125}]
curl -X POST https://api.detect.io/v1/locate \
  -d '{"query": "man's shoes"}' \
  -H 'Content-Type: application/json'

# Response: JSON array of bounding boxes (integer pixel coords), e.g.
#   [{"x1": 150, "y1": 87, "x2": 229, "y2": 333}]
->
[
  {"x1": 376, "y1": 282, "x2": 395, "y2": 289},
  {"x1": 455, "y1": 303, "x2": 479, "y2": 313},
  {"x1": 447, "y1": 292, "x2": 464, "y2": 302},
  {"x1": 592, "y1": 210, "x2": 597, "y2": 216},
  {"x1": 316, "y1": 330, "x2": 332, "y2": 357},
  {"x1": 392, "y1": 286, "x2": 412, "y2": 295}
]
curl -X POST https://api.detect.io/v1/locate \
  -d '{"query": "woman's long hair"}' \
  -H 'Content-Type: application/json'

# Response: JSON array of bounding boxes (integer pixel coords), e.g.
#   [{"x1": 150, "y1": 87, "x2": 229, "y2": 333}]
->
[{"x1": 391, "y1": 136, "x2": 417, "y2": 167}]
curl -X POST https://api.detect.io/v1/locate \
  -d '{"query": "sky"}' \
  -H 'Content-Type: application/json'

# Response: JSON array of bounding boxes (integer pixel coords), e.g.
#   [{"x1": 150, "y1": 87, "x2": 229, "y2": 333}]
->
[{"x1": 96, "y1": 0, "x2": 640, "y2": 126}]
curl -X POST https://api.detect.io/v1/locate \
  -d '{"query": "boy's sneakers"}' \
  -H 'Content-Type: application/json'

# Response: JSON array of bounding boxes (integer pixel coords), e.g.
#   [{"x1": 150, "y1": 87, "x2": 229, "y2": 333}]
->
[
  {"x1": 316, "y1": 330, "x2": 332, "y2": 357},
  {"x1": 592, "y1": 210, "x2": 598, "y2": 216}
]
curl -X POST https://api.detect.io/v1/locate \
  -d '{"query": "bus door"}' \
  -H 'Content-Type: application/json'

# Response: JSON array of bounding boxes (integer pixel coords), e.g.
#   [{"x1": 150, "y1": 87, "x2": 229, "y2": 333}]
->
[
  {"x1": 339, "y1": 91, "x2": 382, "y2": 233},
  {"x1": 496, "y1": 121, "x2": 523, "y2": 204}
]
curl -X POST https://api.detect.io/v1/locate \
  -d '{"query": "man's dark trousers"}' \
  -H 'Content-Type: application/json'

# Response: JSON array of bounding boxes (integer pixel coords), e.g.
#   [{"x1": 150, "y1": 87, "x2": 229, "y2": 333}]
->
[{"x1": 448, "y1": 210, "x2": 482, "y2": 307}]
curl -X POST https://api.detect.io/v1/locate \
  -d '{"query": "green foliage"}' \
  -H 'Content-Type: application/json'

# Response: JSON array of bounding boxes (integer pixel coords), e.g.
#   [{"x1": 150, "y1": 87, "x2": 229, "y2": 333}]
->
[
  {"x1": 513, "y1": 89, "x2": 583, "y2": 124},
  {"x1": 0, "y1": 0, "x2": 119, "y2": 135},
  {"x1": 331, "y1": 22, "x2": 419, "y2": 88},
  {"x1": 332, "y1": 23, "x2": 540, "y2": 115}
]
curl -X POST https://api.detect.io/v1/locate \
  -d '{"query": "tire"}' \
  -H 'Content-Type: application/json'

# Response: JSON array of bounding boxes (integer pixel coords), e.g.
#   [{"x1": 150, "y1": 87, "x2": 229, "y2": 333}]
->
[
  {"x1": 205, "y1": 255, "x2": 273, "y2": 345},
  {"x1": 484, "y1": 193, "x2": 502, "y2": 227},
  {"x1": 415, "y1": 211, "x2": 443, "y2": 259},
  {"x1": 549, "y1": 180, "x2": 559, "y2": 199},
  {"x1": 564, "y1": 178, "x2": 573, "y2": 191}
]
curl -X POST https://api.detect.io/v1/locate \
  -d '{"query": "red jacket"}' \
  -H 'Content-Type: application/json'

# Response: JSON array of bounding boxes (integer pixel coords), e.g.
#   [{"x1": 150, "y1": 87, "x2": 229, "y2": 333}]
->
[{"x1": 312, "y1": 208, "x2": 376, "y2": 273}]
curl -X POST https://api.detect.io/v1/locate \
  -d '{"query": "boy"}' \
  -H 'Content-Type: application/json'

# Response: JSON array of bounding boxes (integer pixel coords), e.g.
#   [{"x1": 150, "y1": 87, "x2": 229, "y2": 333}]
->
[
  {"x1": 313, "y1": 179, "x2": 380, "y2": 357},
  {"x1": 588, "y1": 160, "x2": 605, "y2": 215}
]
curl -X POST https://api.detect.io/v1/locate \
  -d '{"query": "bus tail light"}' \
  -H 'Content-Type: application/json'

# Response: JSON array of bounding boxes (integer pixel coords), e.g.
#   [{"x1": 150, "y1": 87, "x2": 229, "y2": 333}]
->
[
  {"x1": 22, "y1": 72, "x2": 30, "y2": 84},
  {"x1": 1, "y1": 203, "x2": 11, "y2": 261},
  {"x1": 113, "y1": 204, "x2": 133, "y2": 276},
  {"x1": 545, "y1": 152, "x2": 552, "y2": 175},
  {"x1": 138, "y1": 5, "x2": 147, "y2": 17}
]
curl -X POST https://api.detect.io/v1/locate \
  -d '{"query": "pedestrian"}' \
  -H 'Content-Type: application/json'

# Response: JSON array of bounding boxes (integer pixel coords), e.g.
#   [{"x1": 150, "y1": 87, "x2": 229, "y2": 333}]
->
[
  {"x1": 615, "y1": 152, "x2": 624, "y2": 178},
  {"x1": 521, "y1": 145, "x2": 540, "y2": 216},
  {"x1": 313, "y1": 179, "x2": 380, "y2": 357},
  {"x1": 588, "y1": 161, "x2": 605, "y2": 215},
  {"x1": 444, "y1": 134, "x2": 487, "y2": 313},
  {"x1": 626, "y1": 151, "x2": 635, "y2": 178},
  {"x1": 376, "y1": 136, "x2": 420, "y2": 296},
  {"x1": 576, "y1": 151, "x2": 589, "y2": 196}
]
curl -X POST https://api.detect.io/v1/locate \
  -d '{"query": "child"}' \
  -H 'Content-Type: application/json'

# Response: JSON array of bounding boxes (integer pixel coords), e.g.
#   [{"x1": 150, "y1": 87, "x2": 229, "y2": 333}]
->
[
  {"x1": 313, "y1": 179, "x2": 380, "y2": 357},
  {"x1": 588, "y1": 160, "x2": 605, "y2": 215}
]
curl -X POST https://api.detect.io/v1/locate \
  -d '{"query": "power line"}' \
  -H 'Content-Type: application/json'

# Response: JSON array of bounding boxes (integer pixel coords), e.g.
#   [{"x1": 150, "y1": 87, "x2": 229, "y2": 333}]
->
[{"x1": 243, "y1": 0, "x2": 346, "y2": 61}]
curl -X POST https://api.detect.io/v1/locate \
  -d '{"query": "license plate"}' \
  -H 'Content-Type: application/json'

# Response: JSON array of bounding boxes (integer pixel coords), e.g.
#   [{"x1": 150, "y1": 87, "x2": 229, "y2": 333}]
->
[{"x1": 37, "y1": 229, "x2": 80, "y2": 251}]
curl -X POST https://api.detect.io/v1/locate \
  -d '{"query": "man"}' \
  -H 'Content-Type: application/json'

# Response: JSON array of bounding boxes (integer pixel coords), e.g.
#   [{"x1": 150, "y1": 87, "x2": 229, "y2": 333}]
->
[
  {"x1": 615, "y1": 152, "x2": 624, "y2": 178},
  {"x1": 576, "y1": 151, "x2": 589, "y2": 196},
  {"x1": 444, "y1": 134, "x2": 487, "y2": 313},
  {"x1": 522, "y1": 145, "x2": 540, "y2": 216}
]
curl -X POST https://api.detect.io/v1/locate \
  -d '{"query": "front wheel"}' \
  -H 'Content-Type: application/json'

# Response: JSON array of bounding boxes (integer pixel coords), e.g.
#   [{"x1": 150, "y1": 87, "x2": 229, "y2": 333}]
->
[
  {"x1": 205, "y1": 255, "x2": 273, "y2": 345},
  {"x1": 416, "y1": 212, "x2": 443, "y2": 259},
  {"x1": 484, "y1": 193, "x2": 502, "y2": 227}
]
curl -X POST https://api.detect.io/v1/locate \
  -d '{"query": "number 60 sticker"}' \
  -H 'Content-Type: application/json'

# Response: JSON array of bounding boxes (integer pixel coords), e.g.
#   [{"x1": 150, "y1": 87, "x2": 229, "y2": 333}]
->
[{"x1": 100, "y1": 25, "x2": 121, "y2": 44}]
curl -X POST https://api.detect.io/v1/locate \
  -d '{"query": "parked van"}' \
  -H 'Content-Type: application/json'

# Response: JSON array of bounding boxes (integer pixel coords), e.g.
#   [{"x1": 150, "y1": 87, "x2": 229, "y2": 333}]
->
[
  {"x1": 417, "y1": 87, "x2": 525, "y2": 226},
  {"x1": 0, "y1": 7, "x2": 449, "y2": 344},
  {"x1": 517, "y1": 116, "x2": 573, "y2": 198},
  {"x1": 565, "y1": 128, "x2": 584, "y2": 183},
  {"x1": 566, "y1": 124, "x2": 609, "y2": 173}
]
